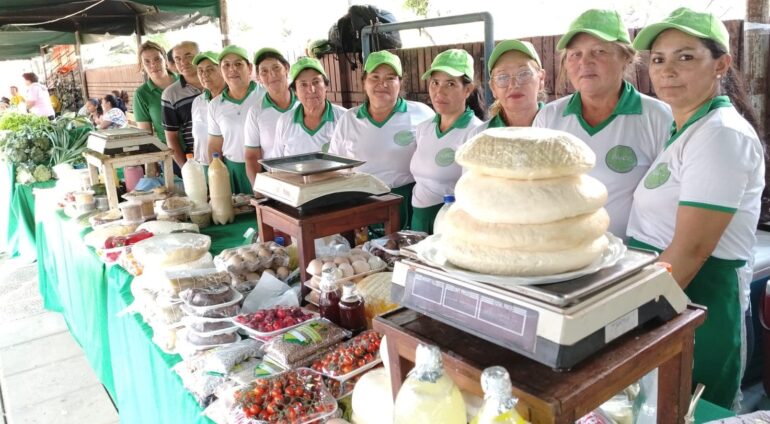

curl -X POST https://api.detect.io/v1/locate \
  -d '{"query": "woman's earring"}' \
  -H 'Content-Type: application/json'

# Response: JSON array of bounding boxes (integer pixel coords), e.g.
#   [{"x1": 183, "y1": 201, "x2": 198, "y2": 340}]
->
[{"x1": 717, "y1": 74, "x2": 722, "y2": 79}]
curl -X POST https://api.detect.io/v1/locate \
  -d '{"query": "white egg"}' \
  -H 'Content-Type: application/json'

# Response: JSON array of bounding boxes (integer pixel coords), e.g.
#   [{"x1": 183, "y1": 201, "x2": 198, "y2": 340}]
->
[
  {"x1": 276, "y1": 266, "x2": 290, "y2": 280},
  {"x1": 334, "y1": 256, "x2": 350, "y2": 265},
  {"x1": 321, "y1": 262, "x2": 337, "y2": 273},
  {"x1": 368, "y1": 256, "x2": 385, "y2": 269},
  {"x1": 338, "y1": 262, "x2": 355, "y2": 278},
  {"x1": 351, "y1": 260, "x2": 370, "y2": 274},
  {"x1": 307, "y1": 259, "x2": 323, "y2": 275}
]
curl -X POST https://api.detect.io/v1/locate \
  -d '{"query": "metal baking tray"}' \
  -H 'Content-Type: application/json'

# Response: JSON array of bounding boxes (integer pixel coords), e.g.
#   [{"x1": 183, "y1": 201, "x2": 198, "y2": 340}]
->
[{"x1": 259, "y1": 152, "x2": 365, "y2": 176}]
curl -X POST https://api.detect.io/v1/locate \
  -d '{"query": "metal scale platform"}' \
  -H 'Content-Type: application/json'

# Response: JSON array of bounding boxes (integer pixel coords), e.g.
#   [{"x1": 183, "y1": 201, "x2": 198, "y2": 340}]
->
[
  {"x1": 86, "y1": 127, "x2": 167, "y2": 156},
  {"x1": 390, "y1": 248, "x2": 689, "y2": 370},
  {"x1": 253, "y1": 152, "x2": 390, "y2": 211}
]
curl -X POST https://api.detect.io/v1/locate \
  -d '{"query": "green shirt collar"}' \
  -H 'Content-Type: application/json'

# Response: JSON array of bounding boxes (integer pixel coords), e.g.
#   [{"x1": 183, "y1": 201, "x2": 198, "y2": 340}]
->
[
  {"x1": 147, "y1": 73, "x2": 179, "y2": 93},
  {"x1": 262, "y1": 90, "x2": 297, "y2": 112},
  {"x1": 293, "y1": 100, "x2": 336, "y2": 136},
  {"x1": 356, "y1": 97, "x2": 407, "y2": 128},
  {"x1": 487, "y1": 102, "x2": 544, "y2": 128},
  {"x1": 221, "y1": 81, "x2": 258, "y2": 105},
  {"x1": 203, "y1": 89, "x2": 212, "y2": 101},
  {"x1": 562, "y1": 80, "x2": 642, "y2": 136},
  {"x1": 433, "y1": 107, "x2": 474, "y2": 138},
  {"x1": 665, "y1": 96, "x2": 732, "y2": 149}
]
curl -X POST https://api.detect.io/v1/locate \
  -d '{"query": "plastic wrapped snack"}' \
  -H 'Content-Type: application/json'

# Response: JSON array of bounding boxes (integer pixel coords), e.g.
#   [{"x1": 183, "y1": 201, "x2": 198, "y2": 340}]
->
[
  {"x1": 183, "y1": 316, "x2": 238, "y2": 336},
  {"x1": 357, "y1": 272, "x2": 399, "y2": 324},
  {"x1": 180, "y1": 293, "x2": 242, "y2": 319},
  {"x1": 180, "y1": 284, "x2": 239, "y2": 307},
  {"x1": 174, "y1": 357, "x2": 228, "y2": 407},
  {"x1": 202, "y1": 339, "x2": 265, "y2": 375},
  {"x1": 263, "y1": 320, "x2": 349, "y2": 369},
  {"x1": 157, "y1": 268, "x2": 231, "y2": 295},
  {"x1": 214, "y1": 241, "x2": 290, "y2": 275},
  {"x1": 83, "y1": 223, "x2": 139, "y2": 248},
  {"x1": 184, "y1": 328, "x2": 240, "y2": 350},
  {"x1": 132, "y1": 233, "x2": 211, "y2": 268},
  {"x1": 363, "y1": 230, "x2": 428, "y2": 268},
  {"x1": 136, "y1": 220, "x2": 199, "y2": 235}
]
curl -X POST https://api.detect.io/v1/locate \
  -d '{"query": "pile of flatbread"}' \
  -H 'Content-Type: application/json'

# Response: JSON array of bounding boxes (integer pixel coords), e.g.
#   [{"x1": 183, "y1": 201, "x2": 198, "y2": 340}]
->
[{"x1": 440, "y1": 127, "x2": 610, "y2": 276}]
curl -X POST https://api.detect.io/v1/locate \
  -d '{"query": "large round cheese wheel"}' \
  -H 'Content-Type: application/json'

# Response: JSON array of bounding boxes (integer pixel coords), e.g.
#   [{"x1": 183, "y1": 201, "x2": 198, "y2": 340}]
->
[
  {"x1": 455, "y1": 172, "x2": 607, "y2": 224},
  {"x1": 443, "y1": 206, "x2": 609, "y2": 251},
  {"x1": 443, "y1": 234, "x2": 609, "y2": 276},
  {"x1": 456, "y1": 127, "x2": 596, "y2": 179}
]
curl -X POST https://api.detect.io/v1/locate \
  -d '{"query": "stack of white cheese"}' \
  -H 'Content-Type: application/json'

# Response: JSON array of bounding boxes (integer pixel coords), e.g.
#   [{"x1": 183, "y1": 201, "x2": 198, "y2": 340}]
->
[{"x1": 441, "y1": 127, "x2": 611, "y2": 276}]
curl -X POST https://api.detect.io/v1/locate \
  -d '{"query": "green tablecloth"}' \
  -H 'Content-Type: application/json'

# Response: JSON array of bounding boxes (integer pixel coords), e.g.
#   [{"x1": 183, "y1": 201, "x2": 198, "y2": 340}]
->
[
  {"x1": 0, "y1": 161, "x2": 14, "y2": 252},
  {"x1": 695, "y1": 398, "x2": 735, "y2": 422},
  {"x1": 36, "y1": 202, "x2": 254, "y2": 422},
  {"x1": 8, "y1": 179, "x2": 55, "y2": 260}
]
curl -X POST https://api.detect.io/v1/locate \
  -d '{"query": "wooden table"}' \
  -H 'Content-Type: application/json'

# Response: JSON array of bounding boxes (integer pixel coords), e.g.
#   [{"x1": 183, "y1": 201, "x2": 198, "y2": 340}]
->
[
  {"x1": 374, "y1": 305, "x2": 706, "y2": 424},
  {"x1": 83, "y1": 149, "x2": 174, "y2": 209},
  {"x1": 252, "y1": 194, "x2": 402, "y2": 296}
]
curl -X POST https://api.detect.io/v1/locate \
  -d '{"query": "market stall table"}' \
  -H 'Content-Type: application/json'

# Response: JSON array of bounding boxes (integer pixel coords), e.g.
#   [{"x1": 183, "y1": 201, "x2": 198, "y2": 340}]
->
[
  {"x1": 253, "y1": 193, "x2": 401, "y2": 295},
  {"x1": 5, "y1": 166, "x2": 55, "y2": 260},
  {"x1": 35, "y1": 193, "x2": 255, "y2": 423},
  {"x1": 374, "y1": 306, "x2": 706, "y2": 424}
]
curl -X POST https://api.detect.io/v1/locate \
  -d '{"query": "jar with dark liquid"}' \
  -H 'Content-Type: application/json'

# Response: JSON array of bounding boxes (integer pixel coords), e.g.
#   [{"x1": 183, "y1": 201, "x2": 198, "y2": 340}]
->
[
  {"x1": 318, "y1": 268, "x2": 341, "y2": 325},
  {"x1": 339, "y1": 282, "x2": 367, "y2": 334}
]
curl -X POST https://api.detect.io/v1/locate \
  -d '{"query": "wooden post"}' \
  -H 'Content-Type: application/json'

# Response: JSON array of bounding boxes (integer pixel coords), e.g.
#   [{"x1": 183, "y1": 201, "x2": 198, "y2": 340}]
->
[
  {"x1": 219, "y1": 0, "x2": 230, "y2": 47},
  {"x1": 745, "y1": 0, "x2": 770, "y2": 137},
  {"x1": 74, "y1": 30, "x2": 88, "y2": 102}
]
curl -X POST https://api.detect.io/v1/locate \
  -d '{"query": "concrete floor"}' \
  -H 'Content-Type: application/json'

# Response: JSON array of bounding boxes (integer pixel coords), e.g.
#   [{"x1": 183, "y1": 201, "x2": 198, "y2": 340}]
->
[{"x1": 0, "y1": 253, "x2": 118, "y2": 424}]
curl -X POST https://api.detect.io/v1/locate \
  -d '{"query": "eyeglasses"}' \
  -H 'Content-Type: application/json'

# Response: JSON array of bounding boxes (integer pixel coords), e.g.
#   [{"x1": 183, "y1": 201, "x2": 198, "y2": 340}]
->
[{"x1": 492, "y1": 70, "x2": 536, "y2": 88}]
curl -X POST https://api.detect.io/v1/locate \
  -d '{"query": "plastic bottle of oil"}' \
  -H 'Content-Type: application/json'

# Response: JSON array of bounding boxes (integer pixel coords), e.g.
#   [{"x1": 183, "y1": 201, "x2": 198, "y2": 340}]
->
[
  {"x1": 393, "y1": 343, "x2": 466, "y2": 424},
  {"x1": 208, "y1": 153, "x2": 234, "y2": 225},
  {"x1": 472, "y1": 366, "x2": 528, "y2": 424}
]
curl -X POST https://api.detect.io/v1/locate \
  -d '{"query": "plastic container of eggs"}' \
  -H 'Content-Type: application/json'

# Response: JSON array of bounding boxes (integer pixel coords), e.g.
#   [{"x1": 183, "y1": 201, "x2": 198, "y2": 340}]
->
[
  {"x1": 214, "y1": 241, "x2": 292, "y2": 285},
  {"x1": 305, "y1": 248, "x2": 387, "y2": 287}
]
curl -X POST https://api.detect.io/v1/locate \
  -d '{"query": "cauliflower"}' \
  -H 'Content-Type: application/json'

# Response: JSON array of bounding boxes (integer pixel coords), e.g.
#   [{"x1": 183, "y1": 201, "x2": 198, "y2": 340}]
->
[
  {"x1": 15, "y1": 165, "x2": 34, "y2": 184},
  {"x1": 33, "y1": 165, "x2": 52, "y2": 182},
  {"x1": 29, "y1": 146, "x2": 49, "y2": 164}
]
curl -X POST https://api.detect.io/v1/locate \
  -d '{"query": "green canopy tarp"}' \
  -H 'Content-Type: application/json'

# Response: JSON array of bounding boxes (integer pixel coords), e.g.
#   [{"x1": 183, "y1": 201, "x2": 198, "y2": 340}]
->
[{"x1": 0, "y1": 28, "x2": 75, "y2": 60}]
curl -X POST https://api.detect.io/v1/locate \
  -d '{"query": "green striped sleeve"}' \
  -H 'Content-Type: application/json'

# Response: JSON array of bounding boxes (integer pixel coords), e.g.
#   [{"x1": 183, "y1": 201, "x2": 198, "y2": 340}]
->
[{"x1": 679, "y1": 201, "x2": 737, "y2": 213}]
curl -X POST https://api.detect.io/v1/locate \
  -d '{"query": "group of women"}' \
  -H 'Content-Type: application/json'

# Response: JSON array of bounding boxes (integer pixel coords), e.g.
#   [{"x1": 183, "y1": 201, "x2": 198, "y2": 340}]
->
[{"x1": 128, "y1": 7, "x2": 763, "y2": 409}]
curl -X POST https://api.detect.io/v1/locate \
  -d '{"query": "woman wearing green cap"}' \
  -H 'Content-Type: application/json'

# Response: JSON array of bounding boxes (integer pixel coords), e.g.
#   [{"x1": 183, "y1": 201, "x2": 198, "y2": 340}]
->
[
  {"x1": 273, "y1": 57, "x2": 347, "y2": 156},
  {"x1": 329, "y1": 50, "x2": 434, "y2": 229},
  {"x1": 409, "y1": 49, "x2": 484, "y2": 233},
  {"x1": 628, "y1": 8, "x2": 765, "y2": 409},
  {"x1": 484, "y1": 39, "x2": 545, "y2": 129},
  {"x1": 244, "y1": 48, "x2": 298, "y2": 184},
  {"x1": 191, "y1": 51, "x2": 225, "y2": 166},
  {"x1": 207, "y1": 45, "x2": 266, "y2": 194},
  {"x1": 534, "y1": 9, "x2": 672, "y2": 239}
]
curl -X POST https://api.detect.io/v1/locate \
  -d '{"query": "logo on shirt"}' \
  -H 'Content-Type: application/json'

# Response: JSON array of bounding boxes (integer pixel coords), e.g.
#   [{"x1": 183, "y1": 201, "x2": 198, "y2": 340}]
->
[
  {"x1": 643, "y1": 163, "x2": 671, "y2": 189},
  {"x1": 605, "y1": 145, "x2": 638, "y2": 174},
  {"x1": 322, "y1": 142, "x2": 330, "y2": 153},
  {"x1": 435, "y1": 148, "x2": 456, "y2": 167},
  {"x1": 393, "y1": 130, "x2": 416, "y2": 146}
]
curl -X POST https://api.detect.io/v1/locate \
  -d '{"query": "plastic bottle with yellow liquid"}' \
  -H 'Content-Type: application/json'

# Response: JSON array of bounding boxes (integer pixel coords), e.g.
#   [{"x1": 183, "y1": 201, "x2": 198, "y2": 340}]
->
[
  {"x1": 472, "y1": 366, "x2": 528, "y2": 424},
  {"x1": 393, "y1": 343, "x2": 466, "y2": 424},
  {"x1": 208, "y1": 153, "x2": 234, "y2": 225}
]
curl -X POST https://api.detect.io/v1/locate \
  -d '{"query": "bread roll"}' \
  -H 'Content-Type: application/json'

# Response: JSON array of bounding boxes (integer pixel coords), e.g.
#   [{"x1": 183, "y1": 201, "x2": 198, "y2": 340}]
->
[
  {"x1": 444, "y1": 206, "x2": 609, "y2": 251},
  {"x1": 455, "y1": 172, "x2": 607, "y2": 224},
  {"x1": 456, "y1": 127, "x2": 595, "y2": 179},
  {"x1": 443, "y1": 234, "x2": 608, "y2": 276}
]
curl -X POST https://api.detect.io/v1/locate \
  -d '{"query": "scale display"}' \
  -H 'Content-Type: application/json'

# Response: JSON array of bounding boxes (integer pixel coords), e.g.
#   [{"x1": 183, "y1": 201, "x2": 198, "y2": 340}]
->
[{"x1": 403, "y1": 268, "x2": 539, "y2": 354}]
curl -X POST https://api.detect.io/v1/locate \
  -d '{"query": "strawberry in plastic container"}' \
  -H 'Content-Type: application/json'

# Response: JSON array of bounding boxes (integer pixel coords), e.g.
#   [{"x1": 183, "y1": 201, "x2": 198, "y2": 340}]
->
[{"x1": 102, "y1": 230, "x2": 154, "y2": 262}]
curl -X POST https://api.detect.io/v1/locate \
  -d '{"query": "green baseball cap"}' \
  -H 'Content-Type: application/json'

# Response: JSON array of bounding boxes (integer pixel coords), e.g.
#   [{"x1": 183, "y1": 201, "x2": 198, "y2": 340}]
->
[
  {"x1": 421, "y1": 49, "x2": 474, "y2": 80},
  {"x1": 289, "y1": 57, "x2": 327, "y2": 83},
  {"x1": 218, "y1": 45, "x2": 250, "y2": 63},
  {"x1": 192, "y1": 51, "x2": 219, "y2": 66},
  {"x1": 557, "y1": 9, "x2": 631, "y2": 50},
  {"x1": 487, "y1": 40, "x2": 541, "y2": 72},
  {"x1": 632, "y1": 8, "x2": 730, "y2": 53},
  {"x1": 364, "y1": 51, "x2": 402, "y2": 77},
  {"x1": 254, "y1": 47, "x2": 284, "y2": 66}
]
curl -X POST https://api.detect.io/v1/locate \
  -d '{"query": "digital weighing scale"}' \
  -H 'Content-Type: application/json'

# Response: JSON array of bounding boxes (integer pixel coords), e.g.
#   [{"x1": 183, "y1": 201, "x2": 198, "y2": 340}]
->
[
  {"x1": 253, "y1": 152, "x2": 390, "y2": 211},
  {"x1": 86, "y1": 127, "x2": 167, "y2": 156},
  {"x1": 390, "y1": 248, "x2": 689, "y2": 370}
]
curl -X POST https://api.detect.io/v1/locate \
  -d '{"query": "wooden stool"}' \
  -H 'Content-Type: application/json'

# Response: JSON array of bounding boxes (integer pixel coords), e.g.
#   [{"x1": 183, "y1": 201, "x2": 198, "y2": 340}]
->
[
  {"x1": 83, "y1": 149, "x2": 174, "y2": 209},
  {"x1": 374, "y1": 305, "x2": 706, "y2": 424},
  {"x1": 252, "y1": 194, "x2": 402, "y2": 298}
]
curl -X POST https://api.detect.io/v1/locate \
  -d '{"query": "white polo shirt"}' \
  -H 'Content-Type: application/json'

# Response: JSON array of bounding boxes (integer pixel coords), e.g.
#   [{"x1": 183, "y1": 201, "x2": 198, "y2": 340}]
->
[
  {"x1": 191, "y1": 91, "x2": 211, "y2": 164},
  {"x1": 207, "y1": 82, "x2": 265, "y2": 163},
  {"x1": 273, "y1": 101, "x2": 347, "y2": 157},
  {"x1": 628, "y1": 97, "x2": 764, "y2": 261},
  {"x1": 328, "y1": 98, "x2": 435, "y2": 188},
  {"x1": 244, "y1": 91, "x2": 298, "y2": 159},
  {"x1": 410, "y1": 108, "x2": 482, "y2": 207},
  {"x1": 533, "y1": 81, "x2": 671, "y2": 238}
]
